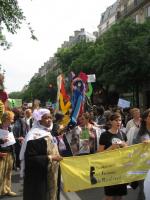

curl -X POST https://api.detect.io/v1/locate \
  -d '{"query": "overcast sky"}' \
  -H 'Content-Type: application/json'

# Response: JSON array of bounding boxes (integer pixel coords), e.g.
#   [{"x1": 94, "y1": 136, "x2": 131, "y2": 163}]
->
[{"x1": 0, "y1": 0, "x2": 116, "y2": 93}]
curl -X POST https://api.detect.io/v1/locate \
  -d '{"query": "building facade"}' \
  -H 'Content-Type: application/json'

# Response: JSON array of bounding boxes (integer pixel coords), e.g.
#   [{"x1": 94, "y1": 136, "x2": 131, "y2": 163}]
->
[
  {"x1": 98, "y1": 1, "x2": 119, "y2": 36},
  {"x1": 61, "y1": 28, "x2": 96, "y2": 48},
  {"x1": 97, "y1": 0, "x2": 150, "y2": 108},
  {"x1": 98, "y1": 0, "x2": 150, "y2": 36},
  {"x1": 117, "y1": 0, "x2": 150, "y2": 23}
]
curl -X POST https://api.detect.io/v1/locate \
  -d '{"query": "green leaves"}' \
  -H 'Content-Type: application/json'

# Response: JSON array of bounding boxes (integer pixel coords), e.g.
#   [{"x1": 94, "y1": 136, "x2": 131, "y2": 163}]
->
[
  {"x1": 56, "y1": 18, "x2": 150, "y2": 94},
  {"x1": 0, "y1": 0, "x2": 25, "y2": 34},
  {"x1": 12, "y1": 19, "x2": 150, "y2": 104},
  {"x1": 96, "y1": 19, "x2": 150, "y2": 90},
  {"x1": 0, "y1": 0, "x2": 37, "y2": 49}
]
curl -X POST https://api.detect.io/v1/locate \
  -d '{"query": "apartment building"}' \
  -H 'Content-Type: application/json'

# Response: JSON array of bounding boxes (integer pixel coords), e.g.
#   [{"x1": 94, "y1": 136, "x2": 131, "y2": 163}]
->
[
  {"x1": 116, "y1": 0, "x2": 150, "y2": 109},
  {"x1": 98, "y1": 0, "x2": 150, "y2": 36},
  {"x1": 98, "y1": 1, "x2": 119, "y2": 36},
  {"x1": 61, "y1": 28, "x2": 96, "y2": 48},
  {"x1": 36, "y1": 57, "x2": 59, "y2": 78},
  {"x1": 38, "y1": 65, "x2": 47, "y2": 77},
  {"x1": 97, "y1": 0, "x2": 150, "y2": 108},
  {"x1": 117, "y1": 0, "x2": 150, "y2": 23}
]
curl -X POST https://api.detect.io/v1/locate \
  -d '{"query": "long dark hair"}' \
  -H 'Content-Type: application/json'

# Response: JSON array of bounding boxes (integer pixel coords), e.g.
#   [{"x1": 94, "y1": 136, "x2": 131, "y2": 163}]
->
[{"x1": 138, "y1": 109, "x2": 150, "y2": 136}]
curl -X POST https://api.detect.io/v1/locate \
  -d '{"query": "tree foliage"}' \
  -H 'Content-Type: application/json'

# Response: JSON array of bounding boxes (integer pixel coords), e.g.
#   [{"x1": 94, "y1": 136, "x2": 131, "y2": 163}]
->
[
  {"x1": 0, "y1": 0, "x2": 25, "y2": 33},
  {"x1": 97, "y1": 19, "x2": 150, "y2": 91},
  {"x1": 0, "y1": 0, "x2": 37, "y2": 49},
  {"x1": 56, "y1": 18, "x2": 150, "y2": 93},
  {"x1": 19, "y1": 18, "x2": 150, "y2": 105},
  {"x1": 9, "y1": 91, "x2": 23, "y2": 99},
  {"x1": 17, "y1": 71, "x2": 58, "y2": 104},
  {"x1": 56, "y1": 41, "x2": 96, "y2": 74}
]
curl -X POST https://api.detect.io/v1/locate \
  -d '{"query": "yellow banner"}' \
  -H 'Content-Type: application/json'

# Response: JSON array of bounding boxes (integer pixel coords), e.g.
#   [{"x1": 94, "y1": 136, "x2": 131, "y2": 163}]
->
[{"x1": 60, "y1": 143, "x2": 150, "y2": 192}]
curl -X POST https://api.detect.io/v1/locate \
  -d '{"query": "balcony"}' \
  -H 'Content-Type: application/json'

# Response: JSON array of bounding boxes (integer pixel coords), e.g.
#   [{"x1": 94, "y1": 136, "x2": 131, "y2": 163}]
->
[{"x1": 117, "y1": 0, "x2": 149, "y2": 19}]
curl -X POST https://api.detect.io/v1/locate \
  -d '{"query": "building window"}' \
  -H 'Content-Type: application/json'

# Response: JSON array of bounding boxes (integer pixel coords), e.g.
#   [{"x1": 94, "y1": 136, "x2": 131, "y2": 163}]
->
[
  {"x1": 106, "y1": 21, "x2": 109, "y2": 28},
  {"x1": 145, "y1": 6, "x2": 150, "y2": 17},
  {"x1": 124, "y1": 4, "x2": 127, "y2": 14},
  {"x1": 134, "y1": 0, "x2": 138, "y2": 6},
  {"x1": 135, "y1": 14, "x2": 139, "y2": 23},
  {"x1": 132, "y1": 15, "x2": 136, "y2": 22},
  {"x1": 148, "y1": 6, "x2": 150, "y2": 17}
]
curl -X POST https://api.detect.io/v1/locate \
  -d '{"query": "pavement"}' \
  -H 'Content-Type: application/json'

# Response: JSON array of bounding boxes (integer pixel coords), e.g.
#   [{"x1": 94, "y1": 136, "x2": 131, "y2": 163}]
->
[
  {"x1": 0, "y1": 171, "x2": 139, "y2": 200},
  {"x1": 0, "y1": 171, "x2": 23, "y2": 200}
]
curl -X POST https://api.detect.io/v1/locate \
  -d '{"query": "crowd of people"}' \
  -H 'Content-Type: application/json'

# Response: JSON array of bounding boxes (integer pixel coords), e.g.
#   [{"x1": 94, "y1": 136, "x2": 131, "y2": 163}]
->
[{"x1": 0, "y1": 102, "x2": 150, "y2": 200}]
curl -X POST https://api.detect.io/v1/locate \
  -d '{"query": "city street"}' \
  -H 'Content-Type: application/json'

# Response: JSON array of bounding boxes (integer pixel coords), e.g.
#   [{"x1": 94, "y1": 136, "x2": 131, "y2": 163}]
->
[
  {"x1": 0, "y1": 171, "x2": 139, "y2": 200},
  {"x1": 0, "y1": 0, "x2": 149, "y2": 199}
]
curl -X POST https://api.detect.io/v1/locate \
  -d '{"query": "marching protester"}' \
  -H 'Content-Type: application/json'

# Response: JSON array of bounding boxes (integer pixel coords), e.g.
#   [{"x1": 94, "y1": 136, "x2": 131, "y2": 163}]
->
[
  {"x1": 0, "y1": 136, "x2": 8, "y2": 196},
  {"x1": 99, "y1": 112, "x2": 128, "y2": 200},
  {"x1": 144, "y1": 169, "x2": 150, "y2": 200},
  {"x1": 13, "y1": 108, "x2": 26, "y2": 170},
  {"x1": 125, "y1": 108, "x2": 141, "y2": 144},
  {"x1": 78, "y1": 112, "x2": 103, "y2": 154},
  {"x1": 23, "y1": 108, "x2": 33, "y2": 133},
  {"x1": 20, "y1": 108, "x2": 63, "y2": 200},
  {"x1": 0, "y1": 111, "x2": 16, "y2": 197},
  {"x1": 65, "y1": 112, "x2": 103, "y2": 156},
  {"x1": 94, "y1": 105, "x2": 106, "y2": 126},
  {"x1": 1, "y1": 69, "x2": 149, "y2": 200},
  {"x1": 134, "y1": 109, "x2": 150, "y2": 200},
  {"x1": 51, "y1": 111, "x2": 65, "y2": 200},
  {"x1": 126, "y1": 108, "x2": 141, "y2": 134},
  {"x1": 51, "y1": 111, "x2": 65, "y2": 137}
]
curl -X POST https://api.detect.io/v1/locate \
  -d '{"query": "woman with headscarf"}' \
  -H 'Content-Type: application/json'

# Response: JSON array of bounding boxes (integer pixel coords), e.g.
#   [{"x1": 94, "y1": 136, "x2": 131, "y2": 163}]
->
[{"x1": 20, "y1": 108, "x2": 63, "y2": 200}]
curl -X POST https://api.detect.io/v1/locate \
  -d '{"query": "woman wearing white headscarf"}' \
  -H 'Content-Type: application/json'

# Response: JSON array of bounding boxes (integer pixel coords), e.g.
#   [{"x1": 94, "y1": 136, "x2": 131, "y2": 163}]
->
[{"x1": 20, "y1": 108, "x2": 62, "y2": 200}]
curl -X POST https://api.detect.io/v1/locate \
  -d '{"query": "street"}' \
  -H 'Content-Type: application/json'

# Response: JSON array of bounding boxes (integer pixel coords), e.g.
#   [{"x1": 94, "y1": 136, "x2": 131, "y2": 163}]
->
[{"x1": 0, "y1": 171, "x2": 139, "y2": 200}]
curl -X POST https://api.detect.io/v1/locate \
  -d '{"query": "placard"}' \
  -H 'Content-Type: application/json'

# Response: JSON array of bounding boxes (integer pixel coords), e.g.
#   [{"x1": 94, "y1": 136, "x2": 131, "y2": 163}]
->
[
  {"x1": 87, "y1": 74, "x2": 96, "y2": 83},
  {"x1": 118, "y1": 98, "x2": 130, "y2": 108},
  {"x1": 0, "y1": 129, "x2": 16, "y2": 147}
]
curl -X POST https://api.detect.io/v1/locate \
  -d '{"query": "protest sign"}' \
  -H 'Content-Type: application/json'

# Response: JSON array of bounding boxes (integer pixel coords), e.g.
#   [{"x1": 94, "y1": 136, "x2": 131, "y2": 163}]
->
[
  {"x1": 118, "y1": 98, "x2": 130, "y2": 108},
  {"x1": 0, "y1": 129, "x2": 16, "y2": 147},
  {"x1": 60, "y1": 143, "x2": 150, "y2": 192},
  {"x1": 87, "y1": 74, "x2": 96, "y2": 83}
]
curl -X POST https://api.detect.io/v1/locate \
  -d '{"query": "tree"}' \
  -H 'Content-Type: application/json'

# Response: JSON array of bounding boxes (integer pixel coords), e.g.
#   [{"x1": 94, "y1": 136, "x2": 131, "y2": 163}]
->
[
  {"x1": 9, "y1": 91, "x2": 23, "y2": 99},
  {"x1": 100, "y1": 19, "x2": 150, "y2": 83},
  {"x1": 20, "y1": 71, "x2": 58, "y2": 104},
  {"x1": 96, "y1": 19, "x2": 150, "y2": 105},
  {"x1": 0, "y1": 0, "x2": 37, "y2": 49},
  {"x1": 56, "y1": 19, "x2": 150, "y2": 106},
  {"x1": 20, "y1": 19, "x2": 150, "y2": 107},
  {"x1": 56, "y1": 41, "x2": 96, "y2": 74}
]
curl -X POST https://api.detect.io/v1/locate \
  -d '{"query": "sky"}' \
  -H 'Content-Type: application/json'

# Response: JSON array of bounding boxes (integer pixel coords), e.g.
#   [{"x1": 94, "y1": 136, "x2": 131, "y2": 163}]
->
[{"x1": 0, "y1": 0, "x2": 116, "y2": 93}]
